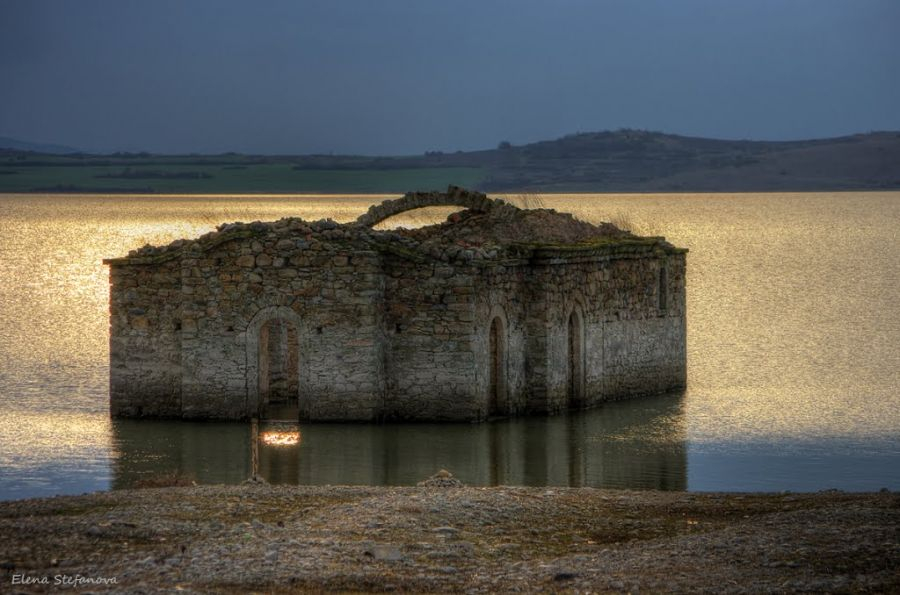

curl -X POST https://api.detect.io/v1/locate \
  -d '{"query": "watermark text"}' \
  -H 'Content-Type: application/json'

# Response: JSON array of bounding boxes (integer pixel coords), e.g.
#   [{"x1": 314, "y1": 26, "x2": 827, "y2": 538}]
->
[{"x1": 11, "y1": 573, "x2": 118, "y2": 587}]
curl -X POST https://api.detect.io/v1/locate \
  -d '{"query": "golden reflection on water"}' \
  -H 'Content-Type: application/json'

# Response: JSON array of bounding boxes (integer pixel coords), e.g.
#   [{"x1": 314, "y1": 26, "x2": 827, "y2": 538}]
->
[{"x1": 0, "y1": 191, "x2": 899, "y2": 492}]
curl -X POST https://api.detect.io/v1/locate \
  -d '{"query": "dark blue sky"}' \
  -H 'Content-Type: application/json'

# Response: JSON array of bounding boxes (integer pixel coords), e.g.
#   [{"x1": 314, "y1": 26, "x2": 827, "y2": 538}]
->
[{"x1": 1, "y1": 0, "x2": 898, "y2": 154}]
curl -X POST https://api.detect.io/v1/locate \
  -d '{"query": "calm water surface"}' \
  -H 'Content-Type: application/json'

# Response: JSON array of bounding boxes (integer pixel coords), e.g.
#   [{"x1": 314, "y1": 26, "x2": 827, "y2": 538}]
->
[{"x1": 0, "y1": 192, "x2": 898, "y2": 499}]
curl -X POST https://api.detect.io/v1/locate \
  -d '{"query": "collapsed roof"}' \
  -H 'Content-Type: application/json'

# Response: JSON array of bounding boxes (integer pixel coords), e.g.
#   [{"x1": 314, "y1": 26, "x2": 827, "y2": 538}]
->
[{"x1": 112, "y1": 186, "x2": 680, "y2": 266}]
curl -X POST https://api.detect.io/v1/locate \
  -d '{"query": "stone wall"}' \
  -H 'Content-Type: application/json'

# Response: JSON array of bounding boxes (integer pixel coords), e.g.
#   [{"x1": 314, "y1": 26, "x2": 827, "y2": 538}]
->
[
  {"x1": 108, "y1": 258, "x2": 182, "y2": 417},
  {"x1": 106, "y1": 217, "x2": 686, "y2": 422},
  {"x1": 381, "y1": 258, "x2": 481, "y2": 421},
  {"x1": 470, "y1": 247, "x2": 687, "y2": 417},
  {"x1": 108, "y1": 221, "x2": 390, "y2": 422},
  {"x1": 530, "y1": 249, "x2": 686, "y2": 410},
  {"x1": 473, "y1": 264, "x2": 531, "y2": 418},
  {"x1": 601, "y1": 254, "x2": 687, "y2": 399},
  {"x1": 176, "y1": 228, "x2": 386, "y2": 421}
]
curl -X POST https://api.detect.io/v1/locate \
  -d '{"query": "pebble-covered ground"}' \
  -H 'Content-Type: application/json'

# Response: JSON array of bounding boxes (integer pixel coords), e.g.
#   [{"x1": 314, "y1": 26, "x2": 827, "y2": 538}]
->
[{"x1": 0, "y1": 479, "x2": 897, "y2": 593}]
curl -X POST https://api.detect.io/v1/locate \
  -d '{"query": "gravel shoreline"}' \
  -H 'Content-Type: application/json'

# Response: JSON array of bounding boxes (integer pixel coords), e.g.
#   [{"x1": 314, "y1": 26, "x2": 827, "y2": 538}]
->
[{"x1": 0, "y1": 482, "x2": 897, "y2": 593}]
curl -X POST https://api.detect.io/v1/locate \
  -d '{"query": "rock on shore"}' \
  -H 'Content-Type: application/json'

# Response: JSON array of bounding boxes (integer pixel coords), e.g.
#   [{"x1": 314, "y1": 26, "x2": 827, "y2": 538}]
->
[{"x1": 0, "y1": 485, "x2": 897, "y2": 593}]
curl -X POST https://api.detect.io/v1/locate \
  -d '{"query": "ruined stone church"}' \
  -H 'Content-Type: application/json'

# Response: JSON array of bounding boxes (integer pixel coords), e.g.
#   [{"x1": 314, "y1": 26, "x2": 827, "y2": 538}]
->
[{"x1": 104, "y1": 187, "x2": 686, "y2": 421}]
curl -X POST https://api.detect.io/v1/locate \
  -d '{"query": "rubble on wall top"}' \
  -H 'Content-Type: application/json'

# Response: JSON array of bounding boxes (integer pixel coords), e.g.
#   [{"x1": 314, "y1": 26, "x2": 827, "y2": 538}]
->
[{"x1": 107, "y1": 186, "x2": 681, "y2": 266}]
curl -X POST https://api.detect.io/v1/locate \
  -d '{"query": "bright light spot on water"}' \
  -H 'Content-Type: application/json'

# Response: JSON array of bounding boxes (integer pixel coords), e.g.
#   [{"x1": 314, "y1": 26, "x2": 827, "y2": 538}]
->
[{"x1": 261, "y1": 431, "x2": 301, "y2": 447}]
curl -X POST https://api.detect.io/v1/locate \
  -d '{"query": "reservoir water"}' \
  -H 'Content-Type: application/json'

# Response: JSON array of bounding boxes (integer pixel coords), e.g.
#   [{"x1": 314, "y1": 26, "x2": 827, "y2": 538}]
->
[{"x1": 0, "y1": 192, "x2": 898, "y2": 499}]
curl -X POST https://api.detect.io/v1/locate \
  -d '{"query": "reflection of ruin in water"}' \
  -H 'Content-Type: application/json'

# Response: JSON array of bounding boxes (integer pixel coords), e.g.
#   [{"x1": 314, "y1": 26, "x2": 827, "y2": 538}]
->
[{"x1": 110, "y1": 391, "x2": 686, "y2": 490}]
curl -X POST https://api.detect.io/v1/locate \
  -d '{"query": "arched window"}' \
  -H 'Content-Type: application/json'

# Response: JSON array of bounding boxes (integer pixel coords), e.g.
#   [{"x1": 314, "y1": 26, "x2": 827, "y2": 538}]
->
[
  {"x1": 488, "y1": 316, "x2": 506, "y2": 416},
  {"x1": 659, "y1": 266, "x2": 668, "y2": 312},
  {"x1": 567, "y1": 309, "x2": 584, "y2": 409}
]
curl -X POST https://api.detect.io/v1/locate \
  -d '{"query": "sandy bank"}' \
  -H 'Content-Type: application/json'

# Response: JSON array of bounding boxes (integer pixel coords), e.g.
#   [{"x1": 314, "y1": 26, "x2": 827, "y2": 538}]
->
[{"x1": 0, "y1": 484, "x2": 897, "y2": 593}]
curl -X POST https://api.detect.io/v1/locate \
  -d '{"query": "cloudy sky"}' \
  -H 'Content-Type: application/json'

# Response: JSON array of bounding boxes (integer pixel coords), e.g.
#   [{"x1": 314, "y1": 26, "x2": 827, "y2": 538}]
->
[{"x1": 1, "y1": 0, "x2": 898, "y2": 154}]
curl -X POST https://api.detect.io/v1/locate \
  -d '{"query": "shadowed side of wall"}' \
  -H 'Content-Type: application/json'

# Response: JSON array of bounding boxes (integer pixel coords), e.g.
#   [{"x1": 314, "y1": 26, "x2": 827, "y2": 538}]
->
[{"x1": 108, "y1": 259, "x2": 183, "y2": 417}]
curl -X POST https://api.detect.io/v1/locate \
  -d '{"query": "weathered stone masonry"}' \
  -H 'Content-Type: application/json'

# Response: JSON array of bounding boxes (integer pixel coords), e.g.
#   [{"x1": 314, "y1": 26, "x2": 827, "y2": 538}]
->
[{"x1": 104, "y1": 187, "x2": 687, "y2": 422}]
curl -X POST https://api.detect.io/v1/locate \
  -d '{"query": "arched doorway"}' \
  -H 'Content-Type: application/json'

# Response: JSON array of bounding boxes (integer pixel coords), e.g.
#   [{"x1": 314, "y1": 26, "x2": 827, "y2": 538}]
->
[
  {"x1": 258, "y1": 318, "x2": 299, "y2": 419},
  {"x1": 567, "y1": 309, "x2": 584, "y2": 409},
  {"x1": 488, "y1": 316, "x2": 506, "y2": 417}
]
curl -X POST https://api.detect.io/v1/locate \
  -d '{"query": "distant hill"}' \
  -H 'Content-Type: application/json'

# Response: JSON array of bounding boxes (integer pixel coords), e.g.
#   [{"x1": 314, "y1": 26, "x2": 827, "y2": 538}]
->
[
  {"x1": 0, "y1": 136, "x2": 81, "y2": 155},
  {"x1": 1, "y1": 130, "x2": 899, "y2": 193},
  {"x1": 275, "y1": 129, "x2": 900, "y2": 192},
  {"x1": 470, "y1": 130, "x2": 900, "y2": 192}
]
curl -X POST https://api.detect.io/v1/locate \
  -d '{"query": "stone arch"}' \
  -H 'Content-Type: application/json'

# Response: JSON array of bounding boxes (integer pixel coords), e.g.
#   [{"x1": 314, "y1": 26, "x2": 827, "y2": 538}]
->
[
  {"x1": 566, "y1": 302, "x2": 586, "y2": 410},
  {"x1": 245, "y1": 306, "x2": 304, "y2": 418},
  {"x1": 355, "y1": 186, "x2": 496, "y2": 228},
  {"x1": 486, "y1": 305, "x2": 509, "y2": 417}
]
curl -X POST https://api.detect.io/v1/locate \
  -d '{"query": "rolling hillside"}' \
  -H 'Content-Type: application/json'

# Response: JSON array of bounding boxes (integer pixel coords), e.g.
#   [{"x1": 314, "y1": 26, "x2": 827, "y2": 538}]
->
[{"x1": 1, "y1": 130, "x2": 898, "y2": 193}]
